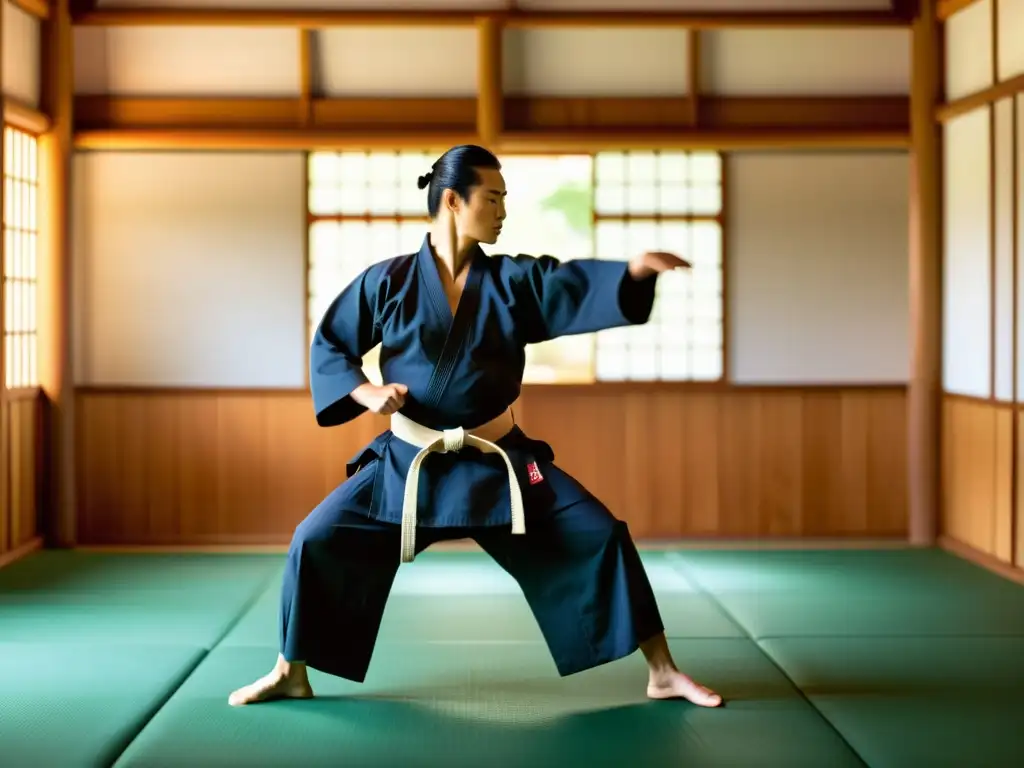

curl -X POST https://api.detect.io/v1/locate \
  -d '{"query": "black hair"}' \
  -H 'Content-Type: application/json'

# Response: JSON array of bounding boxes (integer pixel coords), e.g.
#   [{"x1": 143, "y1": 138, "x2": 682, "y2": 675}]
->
[{"x1": 417, "y1": 144, "x2": 501, "y2": 218}]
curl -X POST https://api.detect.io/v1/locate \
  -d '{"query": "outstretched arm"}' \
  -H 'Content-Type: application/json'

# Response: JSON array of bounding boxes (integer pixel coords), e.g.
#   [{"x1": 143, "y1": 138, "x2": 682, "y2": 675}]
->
[{"x1": 517, "y1": 251, "x2": 690, "y2": 344}]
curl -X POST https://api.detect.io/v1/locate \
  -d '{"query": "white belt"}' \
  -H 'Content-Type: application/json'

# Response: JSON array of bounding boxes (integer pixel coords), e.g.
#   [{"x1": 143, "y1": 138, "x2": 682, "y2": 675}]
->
[{"x1": 390, "y1": 411, "x2": 525, "y2": 563}]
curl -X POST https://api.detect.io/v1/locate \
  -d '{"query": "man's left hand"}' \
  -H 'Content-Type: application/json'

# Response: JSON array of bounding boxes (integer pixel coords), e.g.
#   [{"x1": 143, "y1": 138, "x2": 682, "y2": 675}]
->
[{"x1": 627, "y1": 251, "x2": 692, "y2": 280}]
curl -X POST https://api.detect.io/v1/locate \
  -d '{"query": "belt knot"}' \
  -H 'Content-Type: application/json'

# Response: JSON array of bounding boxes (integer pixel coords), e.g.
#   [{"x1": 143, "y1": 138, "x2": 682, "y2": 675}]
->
[{"x1": 441, "y1": 427, "x2": 465, "y2": 452}]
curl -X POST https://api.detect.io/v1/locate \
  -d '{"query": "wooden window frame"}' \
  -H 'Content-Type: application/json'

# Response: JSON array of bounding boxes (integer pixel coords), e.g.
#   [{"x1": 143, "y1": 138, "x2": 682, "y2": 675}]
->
[
  {"x1": 304, "y1": 148, "x2": 728, "y2": 385},
  {"x1": 1, "y1": 122, "x2": 42, "y2": 395}
]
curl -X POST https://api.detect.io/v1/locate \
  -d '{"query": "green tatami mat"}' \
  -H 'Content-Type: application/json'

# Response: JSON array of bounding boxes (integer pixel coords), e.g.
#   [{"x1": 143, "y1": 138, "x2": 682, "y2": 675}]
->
[
  {"x1": 668, "y1": 548, "x2": 1024, "y2": 637},
  {"x1": 0, "y1": 642, "x2": 205, "y2": 768},
  {"x1": 759, "y1": 636, "x2": 1024, "y2": 768},
  {"x1": 114, "y1": 639, "x2": 863, "y2": 768},
  {"x1": 0, "y1": 552, "x2": 281, "y2": 646},
  {"x1": 220, "y1": 552, "x2": 742, "y2": 647}
]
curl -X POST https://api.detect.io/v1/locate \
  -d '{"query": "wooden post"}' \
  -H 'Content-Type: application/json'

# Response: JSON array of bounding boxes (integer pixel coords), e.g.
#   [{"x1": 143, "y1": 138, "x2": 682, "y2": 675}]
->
[
  {"x1": 38, "y1": 0, "x2": 75, "y2": 546},
  {"x1": 908, "y1": 0, "x2": 942, "y2": 546},
  {"x1": 476, "y1": 16, "x2": 502, "y2": 149}
]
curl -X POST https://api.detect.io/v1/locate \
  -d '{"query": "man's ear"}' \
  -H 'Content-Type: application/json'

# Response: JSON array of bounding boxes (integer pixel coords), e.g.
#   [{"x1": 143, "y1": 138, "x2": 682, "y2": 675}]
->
[{"x1": 443, "y1": 188, "x2": 459, "y2": 212}]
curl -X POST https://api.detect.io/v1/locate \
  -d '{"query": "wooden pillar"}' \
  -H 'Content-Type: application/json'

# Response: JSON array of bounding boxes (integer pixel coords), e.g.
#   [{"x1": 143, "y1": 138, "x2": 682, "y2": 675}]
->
[
  {"x1": 38, "y1": 0, "x2": 75, "y2": 546},
  {"x1": 908, "y1": 0, "x2": 942, "y2": 546},
  {"x1": 0, "y1": 0, "x2": 8, "y2": 556},
  {"x1": 476, "y1": 15, "x2": 502, "y2": 149}
]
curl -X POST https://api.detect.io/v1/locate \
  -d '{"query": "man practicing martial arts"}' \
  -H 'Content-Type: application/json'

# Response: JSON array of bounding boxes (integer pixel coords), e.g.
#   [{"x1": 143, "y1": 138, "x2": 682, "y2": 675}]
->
[{"x1": 229, "y1": 144, "x2": 722, "y2": 709}]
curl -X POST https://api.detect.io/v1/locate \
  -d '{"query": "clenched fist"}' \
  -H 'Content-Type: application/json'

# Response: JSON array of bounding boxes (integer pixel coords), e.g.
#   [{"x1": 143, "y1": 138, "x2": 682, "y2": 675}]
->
[
  {"x1": 627, "y1": 251, "x2": 692, "y2": 280},
  {"x1": 352, "y1": 382, "x2": 409, "y2": 415}
]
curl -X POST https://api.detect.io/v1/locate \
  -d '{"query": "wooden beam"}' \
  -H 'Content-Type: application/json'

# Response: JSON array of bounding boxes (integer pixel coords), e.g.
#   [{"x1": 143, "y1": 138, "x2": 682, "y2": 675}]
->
[
  {"x1": 687, "y1": 30, "x2": 700, "y2": 126},
  {"x1": 298, "y1": 29, "x2": 313, "y2": 126},
  {"x1": 0, "y1": 0, "x2": 8, "y2": 558},
  {"x1": 73, "y1": 128, "x2": 483, "y2": 151},
  {"x1": 476, "y1": 16, "x2": 502, "y2": 148},
  {"x1": 71, "y1": 7, "x2": 908, "y2": 28},
  {"x1": 10, "y1": 0, "x2": 50, "y2": 21},
  {"x1": 74, "y1": 95, "x2": 913, "y2": 137},
  {"x1": 37, "y1": 0, "x2": 75, "y2": 547},
  {"x1": 936, "y1": 73, "x2": 1024, "y2": 121},
  {"x1": 907, "y1": 0, "x2": 941, "y2": 547},
  {"x1": 74, "y1": 126, "x2": 909, "y2": 152},
  {"x1": 937, "y1": 0, "x2": 982, "y2": 22},
  {"x1": 2, "y1": 98, "x2": 52, "y2": 134},
  {"x1": 495, "y1": 129, "x2": 908, "y2": 151}
]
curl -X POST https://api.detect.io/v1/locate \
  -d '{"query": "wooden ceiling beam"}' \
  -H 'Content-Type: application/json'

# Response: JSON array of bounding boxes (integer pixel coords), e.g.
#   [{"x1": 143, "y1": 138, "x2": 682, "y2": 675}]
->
[
  {"x1": 71, "y1": 94, "x2": 910, "y2": 152},
  {"x1": 71, "y1": 7, "x2": 908, "y2": 28},
  {"x1": 74, "y1": 95, "x2": 910, "y2": 131},
  {"x1": 687, "y1": 29, "x2": 701, "y2": 126},
  {"x1": 298, "y1": 29, "x2": 313, "y2": 126},
  {"x1": 74, "y1": 127, "x2": 909, "y2": 152}
]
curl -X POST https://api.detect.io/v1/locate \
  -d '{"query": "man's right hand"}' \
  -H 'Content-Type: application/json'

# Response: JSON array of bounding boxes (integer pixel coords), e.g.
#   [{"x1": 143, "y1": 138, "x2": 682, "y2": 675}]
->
[{"x1": 351, "y1": 382, "x2": 409, "y2": 415}]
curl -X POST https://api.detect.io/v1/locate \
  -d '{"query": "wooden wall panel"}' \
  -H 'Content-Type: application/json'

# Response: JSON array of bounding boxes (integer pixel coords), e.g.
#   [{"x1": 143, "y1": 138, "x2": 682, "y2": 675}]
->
[
  {"x1": 937, "y1": 4, "x2": 1024, "y2": 576},
  {"x1": 1, "y1": 393, "x2": 39, "y2": 555},
  {"x1": 74, "y1": 386, "x2": 907, "y2": 546},
  {"x1": 942, "y1": 396, "x2": 1014, "y2": 559}
]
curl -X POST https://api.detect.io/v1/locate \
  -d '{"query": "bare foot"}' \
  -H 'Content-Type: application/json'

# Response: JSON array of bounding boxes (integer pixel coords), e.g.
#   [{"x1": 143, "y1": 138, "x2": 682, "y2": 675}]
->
[
  {"x1": 228, "y1": 656, "x2": 314, "y2": 706},
  {"x1": 647, "y1": 671, "x2": 723, "y2": 707}
]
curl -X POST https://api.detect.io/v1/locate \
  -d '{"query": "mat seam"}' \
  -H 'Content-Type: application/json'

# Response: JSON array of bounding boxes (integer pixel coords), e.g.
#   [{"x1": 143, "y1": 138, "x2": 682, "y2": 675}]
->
[
  {"x1": 105, "y1": 561, "x2": 284, "y2": 767},
  {"x1": 662, "y1": 551, "x2": 871, "y2": 768}
]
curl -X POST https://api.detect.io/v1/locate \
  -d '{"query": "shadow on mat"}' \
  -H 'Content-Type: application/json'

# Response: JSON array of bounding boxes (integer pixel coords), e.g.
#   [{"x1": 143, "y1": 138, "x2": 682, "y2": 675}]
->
[{"x1": 220, "y1": 696, "x2": 708, "y2": 767}]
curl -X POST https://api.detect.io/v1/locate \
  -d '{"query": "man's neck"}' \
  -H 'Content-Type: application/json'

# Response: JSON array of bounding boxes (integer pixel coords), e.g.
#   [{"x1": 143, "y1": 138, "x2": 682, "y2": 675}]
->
[{"x1": 429, "y1": 227, "x2": 475, "y2": 280}]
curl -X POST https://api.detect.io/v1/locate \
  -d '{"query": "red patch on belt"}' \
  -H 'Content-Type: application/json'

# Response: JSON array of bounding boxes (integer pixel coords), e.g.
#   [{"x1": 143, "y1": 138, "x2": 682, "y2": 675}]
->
[{"x1": 526, "y1": 462, "x2": 544, "y2": 485}]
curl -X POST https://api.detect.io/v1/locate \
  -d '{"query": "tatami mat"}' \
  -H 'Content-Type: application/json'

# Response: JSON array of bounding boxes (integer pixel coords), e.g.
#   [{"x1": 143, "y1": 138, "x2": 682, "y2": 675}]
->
[
  {"x1": 759, "y1": 636, "x2": 1024, "y2": 767},
  {"x1": 114, "y1": 640, "x2": 861, "y2": 768},
  {"x1": 0, "y1": 642, "x2": 205, "y2": 768},
  {"x1": 2, "y1": 546, "x2": 1023, "y2": 767},
  {"x1": 0, "y1": 552, "x2": 281, "y2": 647},
  {"x1": 668, "y1": 548, "x2": 1024, "y2": 638}
]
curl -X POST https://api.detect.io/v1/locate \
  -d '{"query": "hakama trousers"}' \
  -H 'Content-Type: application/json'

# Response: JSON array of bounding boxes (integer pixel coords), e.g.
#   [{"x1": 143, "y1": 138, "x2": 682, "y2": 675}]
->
[{"x1": 278, "y1": 492, "x2": 666, "y2": 683}]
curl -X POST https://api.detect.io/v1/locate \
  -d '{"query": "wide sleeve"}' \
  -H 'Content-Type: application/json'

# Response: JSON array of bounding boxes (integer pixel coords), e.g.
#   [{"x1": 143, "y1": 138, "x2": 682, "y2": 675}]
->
[
  {"x1": 515, "y1": 255, "x2": 658, "y2": 344},
  {"x1": 309, "y1": 267, "x2": 382, "y2": 427}
]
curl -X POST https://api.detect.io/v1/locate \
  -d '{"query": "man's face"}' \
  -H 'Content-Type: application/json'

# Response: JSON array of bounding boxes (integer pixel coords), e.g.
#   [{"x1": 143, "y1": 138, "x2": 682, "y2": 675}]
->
[{"x1": 453, "y1": 167, "x2": 507, "y2": 245}]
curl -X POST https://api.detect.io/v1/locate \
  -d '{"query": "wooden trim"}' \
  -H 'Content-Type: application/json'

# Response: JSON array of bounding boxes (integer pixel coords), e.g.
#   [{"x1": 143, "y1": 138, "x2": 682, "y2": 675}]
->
[
  {"x1": 75, "y1": 538, "x2": 910, "y2": 553},
  {"x1": 0, "y1": 3, "x2": 7, "y2": 562},
  {"x1": 0, "y1": 536, "x2": 42, "y2": 569},
  {"x1": 937, "y1": 73, "x2": 1024, "y2": 122},
  {"x1": 1012, "y1": 97, "x2": 1020, "y2": 567},
  {"x1": 76, "y1": 543, "x2": 291, "y2": 553},
  {"x1": 937, "y1": 0, "x2": 983, "y2": 22},
  {"x1": 9, "y1": 0, "x2": 50, "y2": 21},
  {"x1": 908, "y1": 0, "x2": 941, "y2": 547},
  {"x1": 497, "y1": 128, "x2": 908, "y2": 151},
  {"x1": 71, "y1": 8, "x2": 908, "y2": 28},
  {"x1": 73, "y1": 95, "x2": 909, "y2": 134},
  {"x1": 2, "y1": 98, "x2": 50, "y2": 135},
  {"x1": 942, "y1": 392, "x2": 1016, "y2": 407},
  {"x1": 74, "y1": 126, "x2": 909, "y2": 152},
  {"x1": 939, "y1": 534, "x2": 1024, "y2": 585},
  {"x1": 74, "y1": 128, "x2": 481, "y2": 151},
  {"x1": 74, "y1": 382, "x2": 909, "y2": 397},
  {"x1": 990, "y1": 105, "x2": 997, "y2": 399},
  {"x1": 6, "y1": 387, "x2": 40, "y2": 401},
  {"x1": 660, "y1": 538, "x2": 910, "y2": 550},
  {"x1": 990, "y1": 0, "x2": 998, "y2": 400},
  {"x1": 38, "y1": 0, "x2": 75, "y2": 546}
]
